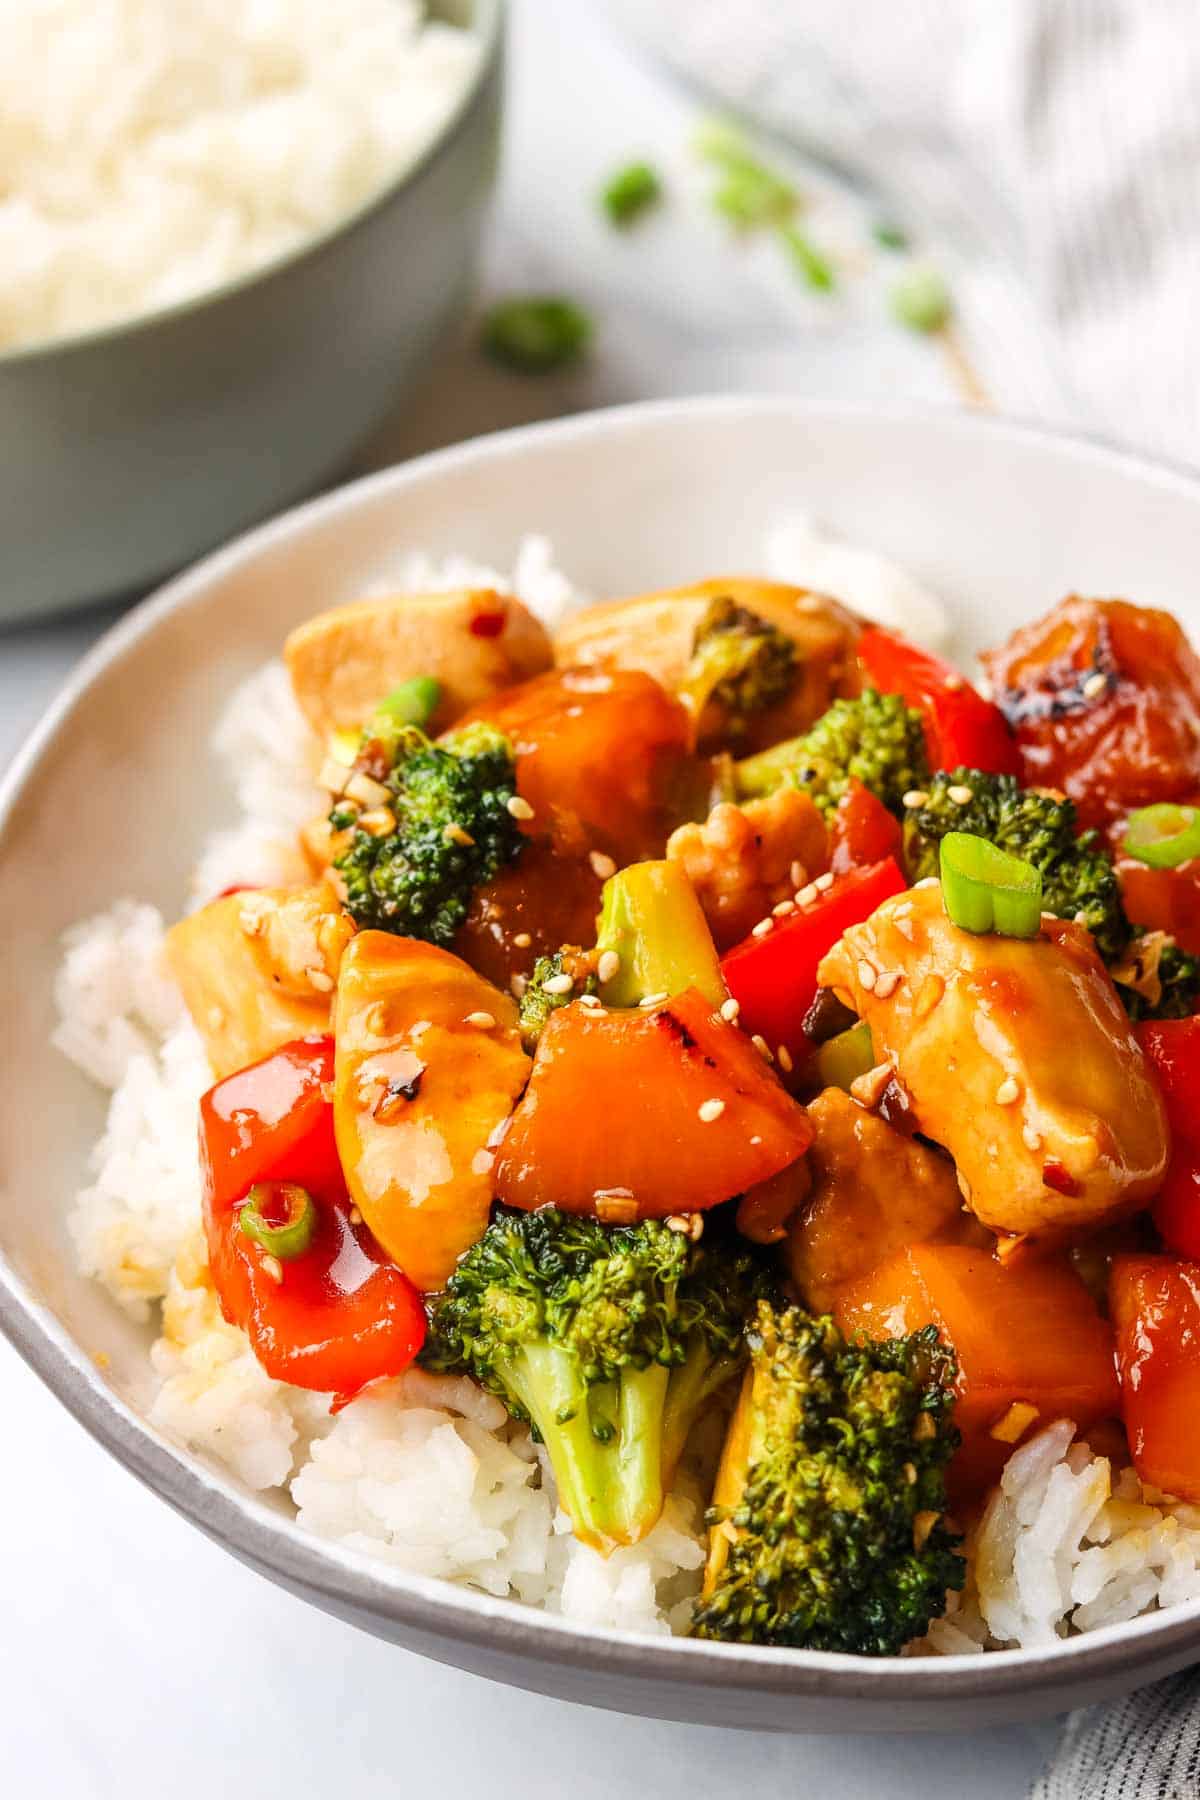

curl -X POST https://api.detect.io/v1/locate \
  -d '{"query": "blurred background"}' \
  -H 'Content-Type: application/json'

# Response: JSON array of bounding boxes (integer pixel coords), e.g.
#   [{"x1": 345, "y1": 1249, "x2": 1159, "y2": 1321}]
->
[{"x1": 5, "y1": 0, "x2": 1194, "y2": 1793}]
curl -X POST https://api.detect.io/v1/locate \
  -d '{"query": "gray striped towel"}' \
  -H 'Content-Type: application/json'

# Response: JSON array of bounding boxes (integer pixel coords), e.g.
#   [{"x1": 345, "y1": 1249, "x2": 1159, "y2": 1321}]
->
[
  {"x1": 1030, "y1": 1671, "x2": 1200, "y2": 1797},
  {"x1": 605, "y1": 0, "x2": 1200, "y2": 467}
]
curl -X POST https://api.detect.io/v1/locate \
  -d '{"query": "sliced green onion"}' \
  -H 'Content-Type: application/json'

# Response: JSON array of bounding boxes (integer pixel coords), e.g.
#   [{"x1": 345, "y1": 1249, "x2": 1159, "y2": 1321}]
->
[
  {"x1": 376, "y1": 676, "x2": 440, "y2": 730},
  {"x1": 816, "y1": 1021, "x2": 874, "y2": 1093},
  {"x1": 1122, "y1": 804, "x2": 1200, "y2": 870},
  {"x1": 239, "y1": 1182, "x2": 317, "y2": 1260},
  {"x1": 779, "y1": 223, "x2": 835, "y2": 293},
  {"x1": 890, "y1": 265, "x2": 952, "y2": 334},
  {"x1": 940, "y1": 832, "x2": 1043, "y2": 938},
  {"x1": 872, "y1": 221, "x2": 909, "y2": 251},
  {"x1": 601, "y1": 161, "x2": 662, "y2": 228},
  {"x1": 481, "y1": 298, "x2": 592, "y2": 375}
]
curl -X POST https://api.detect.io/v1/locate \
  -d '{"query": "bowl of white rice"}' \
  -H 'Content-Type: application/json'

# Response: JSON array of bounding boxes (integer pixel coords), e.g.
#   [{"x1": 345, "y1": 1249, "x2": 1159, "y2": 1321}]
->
[
  {"x1": 0, "y1": 0, "x2": 502, "y2": 623},
  {"x1": 5, "y1": 396, "x2": 1200, "y2": 1732}
]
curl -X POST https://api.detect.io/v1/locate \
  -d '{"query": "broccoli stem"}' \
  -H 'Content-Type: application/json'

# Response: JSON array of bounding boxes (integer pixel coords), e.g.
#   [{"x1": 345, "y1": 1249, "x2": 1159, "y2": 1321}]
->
[
  {"x1": 595, "y1": 861, "x2": 726, "y2": 1009},
  {"x1": 501, "y1": 1343, "x2": 670, "y2": 1550},
  {"x1": 661, "y1": 1337, "x2": 744, "y2": 1483}
]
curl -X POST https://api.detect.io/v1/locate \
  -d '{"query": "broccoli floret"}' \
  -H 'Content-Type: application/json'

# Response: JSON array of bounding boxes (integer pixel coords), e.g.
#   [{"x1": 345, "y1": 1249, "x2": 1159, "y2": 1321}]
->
[
  {"x1": 680, "y1": 597, "x2": 797, "y2": 734},
  {"x1": 332, "y1": 722, "x2": 524, "y2": 945},
  {"x1": 904, "y1": 769, "x2": 1126, "y2": 959},
  {"x1": 691, "y1": 1303, "x2": 964, "y2": 1655},
  {"x1": 734, "y1": 689, "x2": 929, "y2": 816},
  {"x1": 519, "y1": 947, "x2": 599, "y2": 1048},
  {"x1": 422, "y1": 1207, "x2": 779, "y2": 1553},
  {"x1": 1116, "y1": 936, "x2": 1200, "y2": 1021}
]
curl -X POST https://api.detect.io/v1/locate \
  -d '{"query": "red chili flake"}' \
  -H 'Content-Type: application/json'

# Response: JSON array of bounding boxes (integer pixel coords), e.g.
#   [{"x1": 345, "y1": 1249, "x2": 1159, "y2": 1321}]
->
[
  {"x1": 469, "y1": 610, "x2": 506, "y2": 639},
  {"x1": 1042, "y1": 1158, "x2": 1079, "y2": 1196}
]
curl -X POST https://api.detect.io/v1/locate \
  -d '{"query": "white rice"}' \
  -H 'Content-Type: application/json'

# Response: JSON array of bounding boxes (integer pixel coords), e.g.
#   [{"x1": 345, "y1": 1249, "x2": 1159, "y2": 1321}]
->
[
  {"x1": 54, "y1": 533, "x2": 1186, "y2": 1650},
  {"x1": 0, "y1": 0, "x2": 479, "y2": 351}
]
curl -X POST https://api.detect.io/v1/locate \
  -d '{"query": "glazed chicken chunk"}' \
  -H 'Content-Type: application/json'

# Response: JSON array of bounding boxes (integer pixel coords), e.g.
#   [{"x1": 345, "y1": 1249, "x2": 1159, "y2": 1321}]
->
[
  {"x1": 666, "y1": 787, "x2": 827, "y2": 950},
  {"x1": 817, "y1": 884, "x2": 1169, "y2": 1242}
]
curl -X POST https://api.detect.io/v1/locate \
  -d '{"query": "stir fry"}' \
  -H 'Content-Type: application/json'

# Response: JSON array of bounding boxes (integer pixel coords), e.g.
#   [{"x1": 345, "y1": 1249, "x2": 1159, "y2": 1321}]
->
[{"x1": 167, "y1": 574, "x2": 1200, "y2": 1654}]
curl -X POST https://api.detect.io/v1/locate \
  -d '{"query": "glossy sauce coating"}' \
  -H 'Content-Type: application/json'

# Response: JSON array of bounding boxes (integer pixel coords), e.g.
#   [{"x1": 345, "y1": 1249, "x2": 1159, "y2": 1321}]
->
[
  {"x1": 333, "y1": 932, "x2": 529, "y2": 1290},
  {"x1": 982, "y1": 597, "x2": 1200, "y2": 829},
  {"x1": 817, "y1": 885, "x2": 1169, "y2": 1240}
]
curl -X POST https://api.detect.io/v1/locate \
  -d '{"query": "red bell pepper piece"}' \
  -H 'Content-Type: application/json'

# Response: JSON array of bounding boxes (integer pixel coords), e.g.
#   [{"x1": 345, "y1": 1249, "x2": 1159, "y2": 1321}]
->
[
  {"x1": 858, "y1": 625, "x2": 1020, "y2": 776},
  {"x1": 199, "y1": 1036, "x2": 426, "y2": 1396},
  {"x1": 1111, "y1": 1254, "x2": 1200, "y2": 1503},
  {"x1": 720, "y1": 858, "x2": 907, "y2": 1060},
  {"x1": 1137, "y1": 1018, "x2": 1200, "y2": 1259},
  {"x1": 1118, "y1": 855, "x2": 1200, "y2": 956},
  {"x1": 828, "y1": 779, "x2": 902, "y2": 875}
]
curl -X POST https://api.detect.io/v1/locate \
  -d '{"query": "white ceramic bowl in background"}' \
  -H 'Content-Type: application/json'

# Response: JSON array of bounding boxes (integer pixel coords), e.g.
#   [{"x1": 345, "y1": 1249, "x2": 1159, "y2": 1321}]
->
[{"x1": 3, "y1": 398, "x2": 1200, "y2": 1731}]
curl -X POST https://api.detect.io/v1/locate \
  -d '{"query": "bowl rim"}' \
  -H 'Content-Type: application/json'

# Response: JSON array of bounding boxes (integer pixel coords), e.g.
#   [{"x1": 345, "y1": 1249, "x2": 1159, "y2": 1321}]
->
[
  {"x1": 0, "y1": 0, "x2": 503, "y2": 372},
  {"x1": 6, "y1": 393, "x2": 1200, "y2": 1703}
]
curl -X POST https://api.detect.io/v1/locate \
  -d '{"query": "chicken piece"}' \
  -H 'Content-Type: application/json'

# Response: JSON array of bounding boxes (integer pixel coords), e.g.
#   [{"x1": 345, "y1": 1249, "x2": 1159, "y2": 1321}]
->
[
  {"x1": 786, "y1": 1088, "x2": 965, "y2": 1312},
  {"x1": 981, "y1": 597, "x2": 1200, "y2": 829},
  {"x1": 666, "y1": 788, "x2": 828, "y2": 951},
  {"x1": 554, "y1": 577, "x2": 861, "y2": 750},
  {"x1": 166, "y1": 884, "x2": 354, "y2": 1078},
  {"x1": 284, "y1": 588, "x2": 553, "y2": 739},
  {"x1": 333, "y1": 932, "x2": 530, "y2": 1291},
  {"x1": 817, "y1": 885, "x2": 1169, "y2": 1242}
]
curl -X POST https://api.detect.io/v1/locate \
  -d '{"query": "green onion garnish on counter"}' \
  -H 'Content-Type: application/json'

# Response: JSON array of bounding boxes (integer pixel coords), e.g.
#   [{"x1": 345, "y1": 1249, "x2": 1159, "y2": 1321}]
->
[
  {"x1": 940, "y1": 831, "x2": 1042, "y2": 938},
  {"x1": 1122, "y1": 803, "x2": 1200, "y2": 870},
  {"x1": 239, "y1": 1182, "x2": 317, "y2": 1260},
  {"x1": 481, "y1": 298, "x2": 592, "y2": 374},
  {"x1": 602, "y1": 161, "x2": 663, "y2": 228}
]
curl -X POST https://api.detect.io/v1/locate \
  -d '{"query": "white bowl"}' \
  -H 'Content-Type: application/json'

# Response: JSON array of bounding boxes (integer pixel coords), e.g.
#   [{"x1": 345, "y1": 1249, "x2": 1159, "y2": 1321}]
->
[{"x1": 4, "y1": 397, "x2": 1200, "y2": 1732}]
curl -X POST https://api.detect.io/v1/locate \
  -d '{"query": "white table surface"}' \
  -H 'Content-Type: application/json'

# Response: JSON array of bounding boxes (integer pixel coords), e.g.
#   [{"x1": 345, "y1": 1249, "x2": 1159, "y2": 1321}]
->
[{"x1": 1, "y1": 2, "x2": 1061, "y2": 1792}]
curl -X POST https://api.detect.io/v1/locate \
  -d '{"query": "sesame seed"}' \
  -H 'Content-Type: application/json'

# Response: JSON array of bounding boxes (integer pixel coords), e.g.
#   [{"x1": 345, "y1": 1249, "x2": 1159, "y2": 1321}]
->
[
  {"x1": 751, "y1": 1035, "x2": 774, "y2": 1062},
  {"x1": 579, "y1": 992, "x2": 603, "y2": 1010},
  {"x1": 903, "y1": 1462, "x2": 918, "y2": 1485},
  {"x1": 464, "y1": 1010, "x2": 497, "y2": 1029},
  {"x1": 815, "y1": 872, "x2": 835, "y2": 892},
  {"x1": 1082, "y1": 671, "x2": 1108, "y2": 700},
  {"x1": 720, "y1": 997, "x2": 741, "y2": 1023},
  {"x1": 1022, "y1": 1124, "x2": 1042, "y2": 1152},
  {"x1": 349, "y1": 1206, "x2": 362, "y2": 1225},
  {"x1": 902, "y1": 789, "x2": 929, "y2": 810},
  {"x1": 260, "y1": 1254, "x2": 283, "y2": 1285},
  {"x1": 777, "y1": 1043, "x2": 794, "y2": 1073},
  {"x1": 638, "y1": 990, "x2": 668, "y2": 1008},
  {"x1": 513, "y1": 931, "x2": 532, "y2": 948},
  {"x1": 595, "y1": 1192, "x2": 639, "y2": 1224},
  {"x1": 471, "y1": 1149, "x2": 495, "y2": 1175},
  {"x1": 751, "y1": 918, "x2": 774, "y2": 938},
  {"x1": 773, "y1": 899, "x2": 796, "y2": 917},
  {"x1": 589, "y1": 851, "x2": 617, "y2": 880},
  {"x1": 506, "y1": 794, "x2": 535, "y2": 820},
  {"x1": 857, "y1": 960, "x2": 877, "y2": 991},
  {"x1": 698, "y1": 1098, "x2": 725, "y2": 1122},
  {"x1": 850, "y1": 1063, "x2": 892, "y2": 1110},
  {"x1": 995, "y1": 1076, "x2": 1020, "y2": 1106},
  {"x1": 1074, "y1": 910, "x2": 1089, "y2": 926},
  {"x1": 306, "y1": 966, "x2": 334, "y2": 993},
  {"x1": 749, "y1": 1134, "x2": 762, "y2": 1146},
  {"x1": 873, "y1": 971, "x2": 901, "y2": 999},
  {"x1": 664, "y1": 1215, "x2": 689, "y2": 1234},
  {"x1": 943, "y1": 674, "x2": 964, "y2": 693},
  {"x1": 358, "y1": 806, "x2": 397, "y2": 837},
  {"x1": 914, "y1": 875, "x2": 940, "y2": 890},
  {"x1": 597, "y1": 950, "x2": 621, "y2": 985},
  {"x1": 795, "y1": 883, "x2": 819, "y2": 908},
  {"x1": 947, "y1": 784, "x2": 974, "y2": 806},
  {"x1": 344, "y1": 770, "x2": 390, "y2": 810},
  {"x1": 789, "y1": 860, "x2": 807, "y2": 888},
  {"x1": 894, "y1": 916, "x2": 915, "y2": 941},
  {"x1": 510, "y1": 974, "x2": 527, "y2": 999},
  {"x1": 542, "y1": 973, "x2": 573, "y2": 996},
  {"x1": 1040, "y1": 911, "x2": 1058, "y2": 924},
  {"x1": 443, "y1": 823, "x2": 475, "y2": 847}
]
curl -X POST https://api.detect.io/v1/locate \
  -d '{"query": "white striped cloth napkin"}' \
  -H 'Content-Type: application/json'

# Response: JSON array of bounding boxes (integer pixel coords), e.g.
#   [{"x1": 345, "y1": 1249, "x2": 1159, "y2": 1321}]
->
[{"x1": 605, "y1": 0, "x2": 1200, "y2": 466}]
